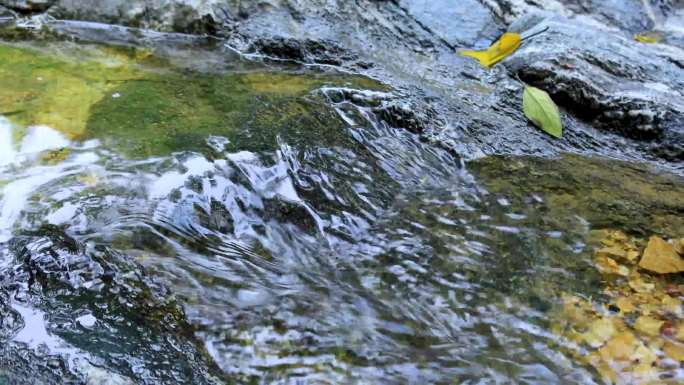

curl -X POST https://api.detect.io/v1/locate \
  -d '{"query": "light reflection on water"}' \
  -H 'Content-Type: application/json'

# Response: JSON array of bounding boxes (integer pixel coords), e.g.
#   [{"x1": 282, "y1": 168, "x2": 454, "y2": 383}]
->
[{"x1": 1, "y1": 84, "x2": 679, "y2": 384}]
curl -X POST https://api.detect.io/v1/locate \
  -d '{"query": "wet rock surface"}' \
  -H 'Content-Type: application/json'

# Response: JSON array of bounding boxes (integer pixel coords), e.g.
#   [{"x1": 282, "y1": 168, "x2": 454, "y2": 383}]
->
[
  {"x1": 44, "y1": 0, "x2": 221, "y2": 34},
  {"x1": 26, "y1": 0, "x2": 681, "y2": 169},
  {"x1": 0, "y1": 226, "x2": 224, "y2": 385},
  {"x1": 2, "y1": 1, "x2": 682, "y2": 167},
  {"x1": 0, "y1": 0, "x2": 56, "y2": 14},
  {"x1": 212, "y1": 0, "x2": 684, "y2": 167},
  {"x1": 507, "y1": 13, "x2": 684, "y2": 161},
  {"x1": 1, "y1": 0, "x2": 684, "y2": 384}
]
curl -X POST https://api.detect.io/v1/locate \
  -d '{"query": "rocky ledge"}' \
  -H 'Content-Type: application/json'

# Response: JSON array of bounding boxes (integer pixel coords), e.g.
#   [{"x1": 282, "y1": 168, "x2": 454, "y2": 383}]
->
[{"x1": 1, "y1": 0, "x2": 682, "y2": 171}]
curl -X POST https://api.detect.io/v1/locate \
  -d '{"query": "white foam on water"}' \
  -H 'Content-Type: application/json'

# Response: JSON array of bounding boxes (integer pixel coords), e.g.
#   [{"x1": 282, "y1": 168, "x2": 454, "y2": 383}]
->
[
  {"x1": 12, "y1": 303, "x2": 75, "y2": 353},
  {"x1": 20, "y1": 125, "x2": 71, "y2": 154},
  {"x1": 13, "y1": 301, "x2": 135, "y2": 385},
  {"x1": 149, "y1": 155, "x2": 215, "y2": 199},
  {"x1": 0, "y1": 124, "x2": 95, "y2": 243},
  {"x1": 0, "y1": 117, "x2": 16, "y2": 166},
  {"x1": 0, "y1": 171, "x2": 62, "y2": 243}
]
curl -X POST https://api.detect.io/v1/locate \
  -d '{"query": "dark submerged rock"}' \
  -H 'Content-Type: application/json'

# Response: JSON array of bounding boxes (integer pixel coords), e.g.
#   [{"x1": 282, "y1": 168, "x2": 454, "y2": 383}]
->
[{"x1": 1, "y1": 225, "x2": 224, "y2": 385}]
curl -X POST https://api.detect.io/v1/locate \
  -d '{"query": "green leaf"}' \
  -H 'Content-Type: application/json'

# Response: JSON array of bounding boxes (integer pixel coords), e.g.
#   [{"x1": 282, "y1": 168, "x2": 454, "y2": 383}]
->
[{"x1": 523, "y1": 86, "x2": 562, "y2": 138}]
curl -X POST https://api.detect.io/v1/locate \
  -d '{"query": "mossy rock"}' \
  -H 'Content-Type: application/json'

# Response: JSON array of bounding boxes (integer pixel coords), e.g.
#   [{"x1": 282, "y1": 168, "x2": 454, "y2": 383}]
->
[
  {"x1": 0, "y1": 42, "x2": 148, "y2": 138},
  {"x1": 85, "y1": 70, "x2": 383, "y2": 157},
  {"x1": 0, "y1": 40, "x2": 385, "y2": 158},
  {"x1": 470, "y1": 154, "x2": 684, "y2": 237}
]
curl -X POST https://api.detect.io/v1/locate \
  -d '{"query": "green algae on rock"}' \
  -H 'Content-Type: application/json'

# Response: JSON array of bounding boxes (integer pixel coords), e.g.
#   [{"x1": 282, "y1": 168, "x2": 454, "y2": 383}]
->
[
  {"x1": 470, "y1": 154, "x2": 684, "y2": 238},
  {"x1": 0, "y1": 39, "x2": 385, "y2": 158},
  {"x1": 85, "y1": 71, "x2": 383, "y2": 157},
  {"x1": 0, "y1": 42, "x2": 151, "y2": 138}
]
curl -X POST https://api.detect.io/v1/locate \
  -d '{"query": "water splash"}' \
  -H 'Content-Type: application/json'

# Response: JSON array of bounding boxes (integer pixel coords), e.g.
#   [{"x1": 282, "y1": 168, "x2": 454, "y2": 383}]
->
[
  {"x1": 0, "y1": 118, "x2": 16, "y2": 166},
  {"x1": 0, "y1": 122, "x2": 99, "y2": 243},
  {"x1": 0, "y1": 66, "x2": 681, "y2": 385}
]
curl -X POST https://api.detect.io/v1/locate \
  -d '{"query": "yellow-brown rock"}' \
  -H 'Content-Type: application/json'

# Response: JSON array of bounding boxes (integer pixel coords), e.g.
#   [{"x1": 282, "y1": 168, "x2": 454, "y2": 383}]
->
[
  {"x1": 675, "y1": 238, "x2": 684, "y2": 255},
  {"x1": 638, "y1": 236, "x2": 684, "y2": 274}
]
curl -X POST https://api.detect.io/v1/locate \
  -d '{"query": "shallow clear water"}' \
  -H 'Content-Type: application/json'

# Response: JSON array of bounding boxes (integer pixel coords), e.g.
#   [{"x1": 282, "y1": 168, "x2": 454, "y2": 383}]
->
[{"x1": 1, "y1": 39, "x2": 683, "y2": 385}]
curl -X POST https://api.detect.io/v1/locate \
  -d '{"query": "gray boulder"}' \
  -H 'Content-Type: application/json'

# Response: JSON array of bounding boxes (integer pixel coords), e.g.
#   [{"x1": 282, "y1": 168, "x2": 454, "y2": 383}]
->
[
  {"x1": 47, "y1": 0, "x2": 223, "y2": 33},
  {"x1": 506, "y1": 13, "x2": 684, "y2": 161},
  {"x1": 4, "y1": 0, "x2": 684, "y2": 166}
]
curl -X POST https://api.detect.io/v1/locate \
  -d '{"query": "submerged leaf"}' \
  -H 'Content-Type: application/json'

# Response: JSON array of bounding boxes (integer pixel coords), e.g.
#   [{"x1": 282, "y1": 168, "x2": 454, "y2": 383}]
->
[
  {"x1": 459, "y1": 33, "x2": 521, "y2": 68},
  {"x1": 664, "y1": 341, "x2": 684, "y2": 361},
  {"x1": 582, "y1": 318, "x2": 617, "y2": 347},
  {"x1": 595, "y1": 255, "x2": 630, "y2": 276},
  {"x1": 523, "y1": 86, "x2": 563, "y2": 138},
  {"x1": 638, "y1": 236, "x2": 684, "y2": 274},
  {"x1": 634, "y1": 316, "x2": 664, "y2": 336}
]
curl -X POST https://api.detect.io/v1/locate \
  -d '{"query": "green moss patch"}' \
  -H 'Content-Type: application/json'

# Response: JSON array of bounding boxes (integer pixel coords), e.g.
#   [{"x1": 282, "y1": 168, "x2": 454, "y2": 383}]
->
[
  {"x1": 0, "y1": 43, "x2": 148, "y2": 138},
  {"x1": 85, "y1": 71, "x2": 382, "y2": 157},
  {"x1": 470, "y1": 154, "x2": 684, "y2": 237},
  {"x1": 0, "y1": 40, "x2": 386, "y2": 158}
]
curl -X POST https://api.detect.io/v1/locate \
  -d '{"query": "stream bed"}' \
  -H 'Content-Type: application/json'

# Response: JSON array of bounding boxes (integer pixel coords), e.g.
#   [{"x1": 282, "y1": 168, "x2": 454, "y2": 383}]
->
[{"x1": 0, "y1": 31, "x2": 683, "y2": 385}]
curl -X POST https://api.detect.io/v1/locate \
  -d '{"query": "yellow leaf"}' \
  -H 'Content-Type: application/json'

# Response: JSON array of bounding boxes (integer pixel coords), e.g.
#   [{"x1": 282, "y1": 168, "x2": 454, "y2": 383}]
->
[
  {"x1": 634, "y1": 33, "x2": 662, "y2": 44},
  {"x1": 615, "y1": 297, "x2": 636, "y2": 314},
  {"x1": 664, "y1": 341, "x2": 684, "y2": 361},
  {"x1": 628, "y1": 273, "x2": 655, "y2": 293},
  {"x1": 599, "y1": 332, "x2": 638, "y2": 361},
  {"x1": 635, "y1": 34, "x2": 659, "y2": 43},
  {"x1": 595, "y1": 255, "x2": 630, "y2": 276},
  {"x1": 459, "y1": 33, "x2": 521, "y2": 68},
  {"x1": 638, "y1": 236, "x2": 684, "y2": 274},
  {"x1": 582, "y1": 318, "x2": 617, "y2": 347},
  {"x1": 634, "y1": 316, "x2": 664, "y2": 337}
]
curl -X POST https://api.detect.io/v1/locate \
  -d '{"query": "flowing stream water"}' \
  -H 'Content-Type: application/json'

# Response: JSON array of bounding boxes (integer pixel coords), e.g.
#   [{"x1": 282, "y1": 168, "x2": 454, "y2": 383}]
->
[{"x1": 0, "y1": 36, "x2": 683, "y2": 385}]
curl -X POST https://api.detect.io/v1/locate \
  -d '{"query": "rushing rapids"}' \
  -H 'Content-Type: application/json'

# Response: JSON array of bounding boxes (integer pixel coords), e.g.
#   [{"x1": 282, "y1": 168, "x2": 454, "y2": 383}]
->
[{"x1": 0, "y1": 7, "x2": 683, "y2": 385}]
